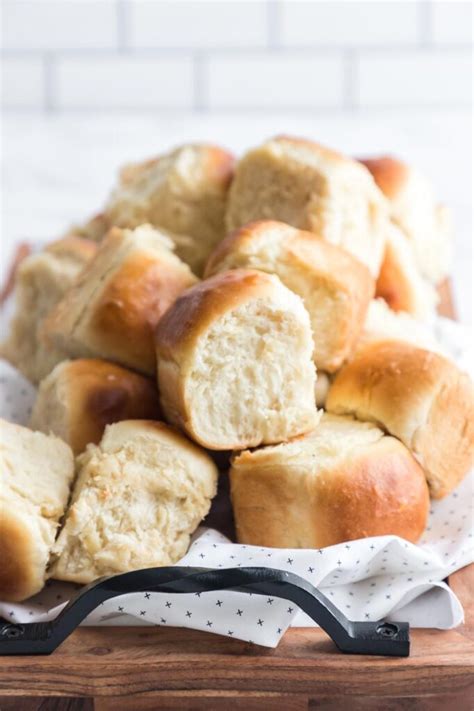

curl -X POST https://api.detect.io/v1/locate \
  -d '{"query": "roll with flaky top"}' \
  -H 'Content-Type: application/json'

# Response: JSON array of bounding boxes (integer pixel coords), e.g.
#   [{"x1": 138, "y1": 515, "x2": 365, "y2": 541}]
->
[
  {"x1": 155, "y1": 268, "x2": 319, "y2": 450},
  {"x1": 205, "y1": 220, "x2": 374, "y2": 372},
  {"x1": 30, "y1": 358, "x2": 161, "y2": 454},
  {"x1": 43, "y1": 224, "x2": 198, "y2": 376},
  {"x1": 230, "y1": 414, "x2": 430, "y2": 548},
  {"x1": 326, "y1": 341, "x2": 474, "y2": 498}
]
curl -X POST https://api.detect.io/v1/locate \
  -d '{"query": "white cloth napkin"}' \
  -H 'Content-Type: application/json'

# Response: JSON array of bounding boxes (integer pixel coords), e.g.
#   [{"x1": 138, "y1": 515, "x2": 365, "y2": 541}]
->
[{"x1": 0, "y1": 316, "x2": 473, "y2": 648}]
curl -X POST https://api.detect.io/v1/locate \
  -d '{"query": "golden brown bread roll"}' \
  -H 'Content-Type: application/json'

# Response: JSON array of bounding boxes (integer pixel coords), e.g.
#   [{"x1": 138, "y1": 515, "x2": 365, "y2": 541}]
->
[
  {"x1": 29, "y1": 358, "x2": 161, "y2": 454},
  {"x1": 205, "y1": 220, "x2": 374, "y2": 372},
  {"x1": 49, "y1": 420, "x2": 218, "y2": 584},
  {"x1": 0, "y1": 236, "x2": 97, "y2": 383},
  {"x1": 375, "y1": 224, "x2": 437, "y2": 319},
  {"x1": 75, "y1": 143, "x2": 235, "y2": 276},
  {"x1": 226, "y1": 135, "x2": 389, "y2": 276},
  {"x1": 230, "y1": 414, "x2": 430, "y2": 548},
  {"x1": 155, "y1": 268, "x2": 319, "y2": 450},
  {"x1": 43, "y1": 224, "x2": 198, "y2": 376},
  {"x1": 0, "y1": 419, "x2": 74, "y2": 601},
  {"x1": 326, "y1": 341, "x2": 474, "y2": 498},
  {"x1": 359, "y1": 156, "x2": 452, "y2": 284}
]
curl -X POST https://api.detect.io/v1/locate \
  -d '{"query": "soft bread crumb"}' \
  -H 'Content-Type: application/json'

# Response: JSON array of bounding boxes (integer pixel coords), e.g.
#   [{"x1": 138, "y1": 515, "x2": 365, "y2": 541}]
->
[
  {"x1": 0, "y1": 420, "x2": 74, "y2": 601},
  {"x1": 49, "y1": 420, "x2": 218, "y2": 584}
]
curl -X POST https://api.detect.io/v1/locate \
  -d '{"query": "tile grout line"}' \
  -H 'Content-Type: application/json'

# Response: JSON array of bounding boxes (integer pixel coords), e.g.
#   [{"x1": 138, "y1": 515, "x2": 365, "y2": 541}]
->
[
  {"x1": 193, "y1": 51, "x2": 207, "y2": 113},
  {"x1": 116, "y1": 0, "x2": 129, "y2": 51},
  {"x1": 267, "y1": 0, "x2": 281, "y2": 49},
  {"x1": 418, "y1": 0, "x2": 433, "y2": 46},
  {"x1": 43, "y1": 53, "x2": 56, "y2": 112},
  {"x1": 343, "y1": 49, "x2": 357, "y2": 111}
]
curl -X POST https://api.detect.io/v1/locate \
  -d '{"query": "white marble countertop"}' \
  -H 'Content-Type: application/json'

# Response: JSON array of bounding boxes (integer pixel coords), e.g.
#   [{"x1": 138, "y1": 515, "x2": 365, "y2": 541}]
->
[{"x1": 1, "y1": 110, "x2": 472, "y2": 324}]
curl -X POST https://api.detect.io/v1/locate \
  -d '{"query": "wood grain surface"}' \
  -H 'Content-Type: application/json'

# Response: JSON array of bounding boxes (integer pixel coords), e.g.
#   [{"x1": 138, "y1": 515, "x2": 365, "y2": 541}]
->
[{"x1": 0, "y1": 278, "x2": 472, "y2": 709}]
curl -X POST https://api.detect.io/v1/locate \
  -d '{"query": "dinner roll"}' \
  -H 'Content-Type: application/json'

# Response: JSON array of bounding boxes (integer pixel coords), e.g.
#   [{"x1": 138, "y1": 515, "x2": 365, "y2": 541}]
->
[
  {"x1": 0, "y1": 420, "x2": 74, "y2": 601},
  {"x1": 360, "y1": 299, "x2": 444, "y2": 354},
  {"x1": 43, "y1": 224, "x2": 197, "y2": 376},
  {"x1": 375, "y1": 224, "x2": 437, "y2": 320},
  {"x1": 205, "y1": 220, "x2": 374, "y2": 372},
  {"x1": 0, "y1": 236, "x2": 97, "y2": 383},
  {"x1": 30, "y1": 358, "x2": 161, "y2": 454},
  {"x1": 49, "y1": 420, "x2": 218, "y2": 584},
  {"x1": 93, "y1": 144, "x2": 235, "y2": 275},
  {"x1": 326, "y1": 341, "x2": 474, "y2": 498},
  {"x1": 156, "y1": 269, "x2": 319, "y2": 450},
  {"x1": 230, "y1": 413, "x2": 429, "y2": 548},
  {"x1": 359, "y1": 156, "x2": 452, "y2": 284},
  {"x1": 226, "y1": 136, "x2": 388, "y2": 276}
]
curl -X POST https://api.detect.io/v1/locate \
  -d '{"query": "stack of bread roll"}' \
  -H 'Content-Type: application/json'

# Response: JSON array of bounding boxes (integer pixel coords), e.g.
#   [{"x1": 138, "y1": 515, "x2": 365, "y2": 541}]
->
[{"x1": 1, "y1": 136, "x2": 472, "y2": 604}]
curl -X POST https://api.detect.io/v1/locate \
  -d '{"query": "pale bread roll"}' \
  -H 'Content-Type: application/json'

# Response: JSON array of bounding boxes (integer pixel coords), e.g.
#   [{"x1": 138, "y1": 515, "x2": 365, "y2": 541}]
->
[
  {"x1": 0, "y1": 420, "x2": 74, "y2": 601},
  {"x1": 49, "y1": 420, "x2": 218, "y2": 584},
  {"x1": 359, "y1": 156, "x2": 452, "y2": 284},
  {"x1": 155, "y1": 269, "x2": 319, "y2": 450},
  {"x1": 360, "y1": 299, "x2": 445, "y2": 355},
  {"x1": 375, "y1": 223, "x2": 438, "y2": 320},
  {"x1": 30, "y1": 358, "x2": 161, "y2": 454},
  {"x1": 77, "y1": 144, "x2": 235, "y2": 276},
  {"x1": 205, "y1": 220, "x2": 374, "y2": 372},
  {"x1": 326, "y1": 341, "x2": 474, "y2": 498},
  {"x1": 230, "y1": 414, "x2": 429, "y2": 548},
  {"x1": 0, "y1": 236, "x2": 97, "y2": 383},
  {"x1": 226, "y1": 136, "x2": 389, "y2": 276},
  {"x1": 43, "y1": 224, "x2": 198, "y2": 376}
]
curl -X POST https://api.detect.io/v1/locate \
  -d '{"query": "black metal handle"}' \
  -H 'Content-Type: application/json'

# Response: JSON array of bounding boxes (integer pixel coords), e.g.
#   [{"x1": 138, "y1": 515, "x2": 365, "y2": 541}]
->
[{"x1": 0, "y1": 566, "x2": 409, "y2": 657}]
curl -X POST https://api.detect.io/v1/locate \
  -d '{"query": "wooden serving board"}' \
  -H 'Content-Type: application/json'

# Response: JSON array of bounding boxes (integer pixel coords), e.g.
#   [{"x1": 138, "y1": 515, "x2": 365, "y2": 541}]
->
[{"x1": 0, "y1": 281, "x2": 472, "y2": 710}]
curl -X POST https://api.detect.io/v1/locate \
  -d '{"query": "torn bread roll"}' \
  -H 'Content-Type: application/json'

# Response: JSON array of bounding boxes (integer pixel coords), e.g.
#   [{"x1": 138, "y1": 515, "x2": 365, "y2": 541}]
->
[
  {"x1": 0, "y1": 236, "x2": 97, "y2": 383},
  {"x1": 155, "y1": 269, "x2": 319, "y2": 450},
  {"x1": 226, "y1": 136, "x2": 389, "y2": 276},
  {"x1": 49, "y1": 420, "x2": 218, "y2": 584},
  {"x1": 230, "y1": 414, "x2": 429, "y2": 548},
  {"x1": 43, "y1": 224, "x2": 198, "y2": 376},
  {"x1": 375, "y1": 224, "x2": 438, "y2": 320},
  {"x1": 205, "y1": 220, "x2": 374, "y2": 372},
  {"x1": 76, "y1": 144, "x2": 235, "y2": 276},
  {"x1": 30, "y1": 358, "x2": 161, "y2": 454},
  {"x1": 359, "y1": 156, "x2": 452, "y2": 284},
  {"x1": 326, "y1": 341, "x2": 474, "y2": 498},
  {"x1": 0, "y1": 420, "x2": 74, "y2": 601}
]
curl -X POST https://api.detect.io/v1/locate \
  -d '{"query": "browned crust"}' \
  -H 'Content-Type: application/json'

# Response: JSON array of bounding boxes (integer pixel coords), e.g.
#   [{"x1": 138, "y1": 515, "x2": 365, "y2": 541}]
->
[
  {"x1": 55, "y1": 359, "x2": 161, "y2": 454},
  {"x1": 358, "y1": 156, "x2": 409, "y2": 199},
  {"x1": 155, "y1": 268, "x2": 281, "y2": 362},
  {"x1": 327, "y1": 341, "x2": 474, "y2": 498},
  {"x1": 89, "y1": 252, "x2": 195, "y2": 374},
  {"x1": 375, "y1": 235, "x2": 414, "y2": 313},
  {"x1": 201, "y1": 144, "x2": 236, "y2": 189},
  {"x1": 0, "y1": 511, "x2": 44, "y2": 602},
  {"x1": 231, "y1": 435, "x2": 429, "y2": 548}
]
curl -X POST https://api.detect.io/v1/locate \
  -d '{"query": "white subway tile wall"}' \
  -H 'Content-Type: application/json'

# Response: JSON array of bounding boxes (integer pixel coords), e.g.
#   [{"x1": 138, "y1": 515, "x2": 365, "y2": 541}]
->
[{"x1": 1, "y1": 0, "x2": 472, "y2": 111}]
